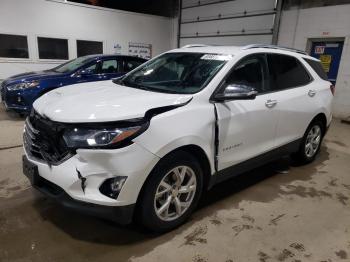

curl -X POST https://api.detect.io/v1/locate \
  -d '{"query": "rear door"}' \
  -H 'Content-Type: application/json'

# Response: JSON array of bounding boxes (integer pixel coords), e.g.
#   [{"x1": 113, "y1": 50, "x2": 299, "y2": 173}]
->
[
  {"x1": 216, "y1": 53, "x2": 279, "y2": 170},
  {"x1": 267, "y1": 53, "x2": 317, "y2": 147}
]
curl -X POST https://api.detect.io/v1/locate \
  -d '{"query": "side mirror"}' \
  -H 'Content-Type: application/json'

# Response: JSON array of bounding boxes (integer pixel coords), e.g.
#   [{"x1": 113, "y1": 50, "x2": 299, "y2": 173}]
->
[
  {"x1": 214, "y1": 84, "x2": 258, "y2": 102},
  {"x1": 76, "y1": 69, "x2": 94, "y2": 77}
]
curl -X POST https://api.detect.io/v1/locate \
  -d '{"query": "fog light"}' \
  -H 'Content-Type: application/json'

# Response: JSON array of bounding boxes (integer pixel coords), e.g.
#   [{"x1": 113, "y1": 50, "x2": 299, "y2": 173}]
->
[
  {"x1": 99, "y1": 176, "x2": 127, "y2": 199},
  {"x1": 17, "y1": 96, "x2": 22, "y2": 102}
]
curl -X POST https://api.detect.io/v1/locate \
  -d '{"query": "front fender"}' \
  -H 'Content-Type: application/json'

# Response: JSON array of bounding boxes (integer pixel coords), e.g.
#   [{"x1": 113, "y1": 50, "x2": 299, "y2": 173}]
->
[
  {"x1": 134, "y1": 101, "x2": 216, "y2": 174},
  {"x1": 141, "y1": 135, "x2": 215, "y2": 174}
]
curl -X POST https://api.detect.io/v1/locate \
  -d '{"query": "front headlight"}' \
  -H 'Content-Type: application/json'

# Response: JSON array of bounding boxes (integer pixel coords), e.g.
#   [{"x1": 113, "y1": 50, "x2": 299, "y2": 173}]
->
[
  {"x1": 7, "y1": 80, "x2": 40, "y2": 91},
  {"x1": 63, "y1": 124, "x2": 146, "y2": 149}
]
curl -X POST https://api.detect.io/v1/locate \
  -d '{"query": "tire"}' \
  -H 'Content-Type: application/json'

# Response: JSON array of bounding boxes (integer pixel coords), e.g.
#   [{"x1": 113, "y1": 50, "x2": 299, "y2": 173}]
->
[
  {"x1": 137, "y1": 150, "x2": 203, "y2": 233},
  {"x1": 292, "y1": 120, "x2": 324, "y2": 164}
]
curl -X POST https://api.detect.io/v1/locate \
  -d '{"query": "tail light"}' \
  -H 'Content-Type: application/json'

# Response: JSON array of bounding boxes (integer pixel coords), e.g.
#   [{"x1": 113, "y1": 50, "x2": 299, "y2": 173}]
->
[{"x1": 330, "y1": 84, "x2": 335, "y2": 96}]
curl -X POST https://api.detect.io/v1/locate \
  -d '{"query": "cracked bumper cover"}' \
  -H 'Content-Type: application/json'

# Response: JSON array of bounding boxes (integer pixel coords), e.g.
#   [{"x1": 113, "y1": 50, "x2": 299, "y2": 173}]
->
[{"x1": 23, "y1": 141, "x2": 160, "y2": 223}]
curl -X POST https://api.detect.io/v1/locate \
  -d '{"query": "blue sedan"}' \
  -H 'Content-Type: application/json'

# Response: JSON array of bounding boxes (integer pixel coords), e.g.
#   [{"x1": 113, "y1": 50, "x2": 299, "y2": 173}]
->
[{"x1": 1, "y1": 54, "x2": 147, "y2": 114}]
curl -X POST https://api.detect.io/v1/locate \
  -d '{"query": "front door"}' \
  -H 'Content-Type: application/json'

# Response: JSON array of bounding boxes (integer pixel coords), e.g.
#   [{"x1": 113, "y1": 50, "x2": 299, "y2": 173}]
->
[
  {"x1": 310, "y1": 40, "x2": 344, "y2": 84},
  {"x1": 97, "y1": 58, "x2": 124, "y2": 80},
  {"x1": 76, "y1": 59, "x2": 124, "y2": 83},
  {"x1": 216, "y1": 54, "x2": 278, "y2": 170}
]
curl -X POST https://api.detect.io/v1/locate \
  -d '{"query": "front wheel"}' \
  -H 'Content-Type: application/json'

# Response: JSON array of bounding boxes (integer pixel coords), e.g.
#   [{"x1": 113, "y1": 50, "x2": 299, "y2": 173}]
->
[
  {"x1": 292, "y1": 120, "x2": 324, "y2": 164},
  {"x1": 137, "y1": 151, "x2": 203, "y2": 232}
]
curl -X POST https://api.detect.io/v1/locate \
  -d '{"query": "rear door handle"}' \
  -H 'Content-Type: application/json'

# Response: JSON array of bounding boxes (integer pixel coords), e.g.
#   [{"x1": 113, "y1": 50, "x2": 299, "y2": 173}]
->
[
  {"x1": 265, "y1": 99, "x2": 278, "y2": 108},
  {"x1": 308, "y1": 90, "x2": 316, "y2": 97}
]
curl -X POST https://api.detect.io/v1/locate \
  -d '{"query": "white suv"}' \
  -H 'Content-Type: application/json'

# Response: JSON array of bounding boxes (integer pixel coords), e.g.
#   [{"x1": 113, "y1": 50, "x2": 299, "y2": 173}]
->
[{"x1": 23, "y1": 44, "x2": 333, "y2": 232}]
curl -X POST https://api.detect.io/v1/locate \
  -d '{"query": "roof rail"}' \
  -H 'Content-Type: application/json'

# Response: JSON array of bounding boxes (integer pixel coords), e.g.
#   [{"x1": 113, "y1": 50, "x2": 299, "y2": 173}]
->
[
  {"x1": 242, "y1": 44, "x2": 308, "y2": 55},
  {"x1": 181, "y1": 44, "x2": 211, "y2": 48}
]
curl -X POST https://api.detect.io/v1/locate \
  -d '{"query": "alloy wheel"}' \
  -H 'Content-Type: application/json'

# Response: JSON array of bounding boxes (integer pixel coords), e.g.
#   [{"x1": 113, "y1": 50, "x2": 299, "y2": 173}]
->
[
  {"x1": 305, "y1": 125, "x2": 322, "y2": 158},
  {"x1": 154, "y1": 165, "x2": 197, "y2": 221}
]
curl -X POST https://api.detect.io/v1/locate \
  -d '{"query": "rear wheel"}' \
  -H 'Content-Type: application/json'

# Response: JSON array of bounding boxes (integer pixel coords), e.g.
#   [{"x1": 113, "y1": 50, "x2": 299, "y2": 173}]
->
[
  {"x1": 292, "y1": 120, "x2": 324, "y2": 164},
  {"x1": 137, "y1": 151, "x2": 203, "y2": 232}
]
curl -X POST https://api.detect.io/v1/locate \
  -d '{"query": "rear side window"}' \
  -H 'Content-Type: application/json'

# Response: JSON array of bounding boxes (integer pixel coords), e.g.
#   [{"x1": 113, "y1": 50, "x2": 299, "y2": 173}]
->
[
  {"x1": 267, "y1": 54, "x2": 311, "y2": 90},
  {"x1": 303, "y1": 58, "x2": 328, "y2": 80}
]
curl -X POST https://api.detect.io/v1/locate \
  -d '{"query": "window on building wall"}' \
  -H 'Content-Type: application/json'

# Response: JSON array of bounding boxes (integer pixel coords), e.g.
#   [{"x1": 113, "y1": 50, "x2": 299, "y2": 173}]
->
[
  {"x1": 77, "y1": 40, "x2": 103, "y2": 57},
  {"x1": 0, "y1": 34, "x2": 29, "y2": 59},
  {"x1": 38, "y1": 37, "x2": 69, "y2": 60}
]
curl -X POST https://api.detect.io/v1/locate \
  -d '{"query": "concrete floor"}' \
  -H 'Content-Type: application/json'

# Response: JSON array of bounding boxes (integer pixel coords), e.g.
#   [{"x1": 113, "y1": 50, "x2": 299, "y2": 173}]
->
[{"x1": 0, "y1": 104, "x2": 350, "y2": 262}]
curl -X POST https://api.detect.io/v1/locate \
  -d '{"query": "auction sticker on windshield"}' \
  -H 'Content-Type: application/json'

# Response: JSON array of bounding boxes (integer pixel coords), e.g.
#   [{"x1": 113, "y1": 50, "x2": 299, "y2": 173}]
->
[{"x1": 201, "y1": 54, "x2": 233, "y2": 61}]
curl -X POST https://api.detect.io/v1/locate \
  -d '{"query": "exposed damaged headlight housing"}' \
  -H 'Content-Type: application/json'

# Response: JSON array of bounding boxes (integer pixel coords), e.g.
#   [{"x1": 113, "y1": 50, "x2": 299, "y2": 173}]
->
[{"x1": 63, "y1": 123, "x2": 147, "y2": 149}]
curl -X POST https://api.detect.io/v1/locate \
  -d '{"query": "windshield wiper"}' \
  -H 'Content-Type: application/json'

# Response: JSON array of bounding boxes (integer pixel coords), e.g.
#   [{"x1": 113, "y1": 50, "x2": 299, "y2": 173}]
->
[
  {"x1": 112, "y1": 78, "x2": 125, "y2": 86},
  {"x1": 113, "y1": 78, "x2": 152, "y2": 91}
]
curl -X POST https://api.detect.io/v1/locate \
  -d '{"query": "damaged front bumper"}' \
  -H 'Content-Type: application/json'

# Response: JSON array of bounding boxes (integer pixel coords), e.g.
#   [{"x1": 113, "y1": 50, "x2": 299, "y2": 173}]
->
[
  {"x1": 23, "y1": 153, "x2": 135, "y2": 224},
  {"x1": 22, "y1": 138, "x2": 159, "y2": 223}
]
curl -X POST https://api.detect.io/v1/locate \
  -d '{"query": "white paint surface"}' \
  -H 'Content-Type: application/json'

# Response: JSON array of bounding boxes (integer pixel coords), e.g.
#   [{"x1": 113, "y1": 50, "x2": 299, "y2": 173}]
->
[{"x1": 0, "y1": 0, "x2": 176, "y2": 79}]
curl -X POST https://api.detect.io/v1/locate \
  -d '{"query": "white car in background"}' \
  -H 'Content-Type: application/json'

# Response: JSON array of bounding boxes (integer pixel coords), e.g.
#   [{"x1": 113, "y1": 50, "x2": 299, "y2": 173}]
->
[{"x1": 22, "y1": 44, "x2": 333, "y2": 232}]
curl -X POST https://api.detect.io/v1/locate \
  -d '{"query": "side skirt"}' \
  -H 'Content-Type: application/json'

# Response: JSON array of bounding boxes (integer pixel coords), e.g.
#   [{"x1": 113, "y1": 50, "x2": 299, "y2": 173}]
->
[{"x1": 208, "y1": 139, "x2": 302, "y2": 188}]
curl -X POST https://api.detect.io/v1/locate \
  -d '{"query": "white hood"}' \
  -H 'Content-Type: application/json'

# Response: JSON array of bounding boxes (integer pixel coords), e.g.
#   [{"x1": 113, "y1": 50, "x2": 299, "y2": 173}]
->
[{"x1": 33, "y1": 80, "x2": 192, "y2": 123}]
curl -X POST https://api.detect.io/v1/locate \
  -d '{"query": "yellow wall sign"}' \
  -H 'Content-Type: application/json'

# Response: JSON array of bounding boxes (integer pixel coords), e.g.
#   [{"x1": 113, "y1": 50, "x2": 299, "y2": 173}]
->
[{"x1": 320, "y1": 55, "x2": 332, "y2": 73}]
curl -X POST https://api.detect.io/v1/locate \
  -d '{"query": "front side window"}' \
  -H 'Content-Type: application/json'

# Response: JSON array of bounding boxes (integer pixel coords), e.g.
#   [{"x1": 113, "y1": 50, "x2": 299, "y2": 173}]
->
[
  {"x1": 0, "y1": 33, "x2": 29, "y2": 59},
  {"x1": 100, "y1": 59, "x2": 119, "y2": 73},
  {"x1": 52, "y1": 56, "x2": 93, "y2": 73},
  {"x1": 224, "y1": 54, "x2": 269, "y2": 94},
  {"x1": 267, "y1": 54, "x2": 311, "y2": 90},
  {"x1": 84, "y1": 62, "x2": 98, "y2": 73},
  {"x1": 38, "y1": 37, "x2": 68, "y2": 60},
  {"x1": 117, "y1": 52, "x2": 229, "y2": 94}
]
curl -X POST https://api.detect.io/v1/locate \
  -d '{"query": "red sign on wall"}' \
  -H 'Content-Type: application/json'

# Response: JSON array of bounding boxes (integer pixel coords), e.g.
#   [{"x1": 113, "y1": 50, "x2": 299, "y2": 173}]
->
[{"x1": 314, "y1": 46, "x2": 325, "y2": 54}]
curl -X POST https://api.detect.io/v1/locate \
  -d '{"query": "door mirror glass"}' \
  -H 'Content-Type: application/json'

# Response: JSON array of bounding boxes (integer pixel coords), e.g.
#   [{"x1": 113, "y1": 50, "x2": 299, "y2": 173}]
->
[
  {"x1": 215, "y1": 84, "x2": 258, "y2": 101},
  {"x1": 75, "y1": 63, "x2": 97, "y2": 77},
  {"x1": 78, "y1": 68, "x2": 94, "y2": 76}
]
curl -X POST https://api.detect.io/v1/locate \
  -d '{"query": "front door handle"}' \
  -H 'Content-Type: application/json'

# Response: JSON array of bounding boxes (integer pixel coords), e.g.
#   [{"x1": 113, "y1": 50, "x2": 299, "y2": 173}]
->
[
  {"x1": 308, "y1": 90, "x2": 316, "y2": 97},
  {"x1": 265, "y1": 99, "x2": 278, "y2": 108}
]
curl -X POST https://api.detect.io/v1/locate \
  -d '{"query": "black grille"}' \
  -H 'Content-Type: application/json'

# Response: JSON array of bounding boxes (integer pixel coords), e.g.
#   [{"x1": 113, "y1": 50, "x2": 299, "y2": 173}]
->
[{"x1": 24, "y1": 111, "x2": 72, "y2": 165}]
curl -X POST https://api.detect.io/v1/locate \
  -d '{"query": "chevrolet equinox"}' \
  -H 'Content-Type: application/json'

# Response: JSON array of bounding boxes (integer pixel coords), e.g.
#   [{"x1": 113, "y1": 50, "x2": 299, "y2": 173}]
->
[{"x1": 22, "y1": 44, "x2": 333, "y2": 232}]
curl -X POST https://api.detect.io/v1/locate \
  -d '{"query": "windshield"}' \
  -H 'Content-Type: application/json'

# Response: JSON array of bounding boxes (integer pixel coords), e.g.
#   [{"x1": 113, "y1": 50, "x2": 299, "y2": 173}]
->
[
  {"x1": 52, "y1": 56, "x2": 93, "y2": 73},
  {"x1": 116, "y1": 52, "x2": 230, "y2": 94}
]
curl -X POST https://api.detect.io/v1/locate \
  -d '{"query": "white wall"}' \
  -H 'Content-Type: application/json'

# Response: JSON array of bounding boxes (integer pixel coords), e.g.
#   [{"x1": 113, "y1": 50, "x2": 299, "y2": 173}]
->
[
  {"x1": 0, "y1": 0, "x2": 175, "y2": 79},
  {"x1": 179, "y1": 0, "x2": 276, "y2": 47},
  {"x1": 278, "y1": 4, "x2": 350, "y2": 119}
]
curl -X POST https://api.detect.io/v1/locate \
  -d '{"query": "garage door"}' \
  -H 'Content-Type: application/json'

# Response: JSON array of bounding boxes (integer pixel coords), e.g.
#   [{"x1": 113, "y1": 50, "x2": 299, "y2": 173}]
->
[{"x1": 179, "y1": 0, "x2": 279, "y2": 47}]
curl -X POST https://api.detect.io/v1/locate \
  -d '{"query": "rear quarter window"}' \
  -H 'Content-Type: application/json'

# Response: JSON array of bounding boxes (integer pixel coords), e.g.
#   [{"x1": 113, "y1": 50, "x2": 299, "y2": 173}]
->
[
  {"x1": 267, "y1": 54, "x2": 312, "y2": 90},
  {"x1": 303, "y1": 58, "x2": 328, "y2": 81}
]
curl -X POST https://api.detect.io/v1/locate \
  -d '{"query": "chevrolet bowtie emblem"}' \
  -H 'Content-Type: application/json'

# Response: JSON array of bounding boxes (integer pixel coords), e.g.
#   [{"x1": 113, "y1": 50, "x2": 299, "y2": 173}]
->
[{"x1": 76, "y1": 168, "x2": 87, "y2": 193}]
